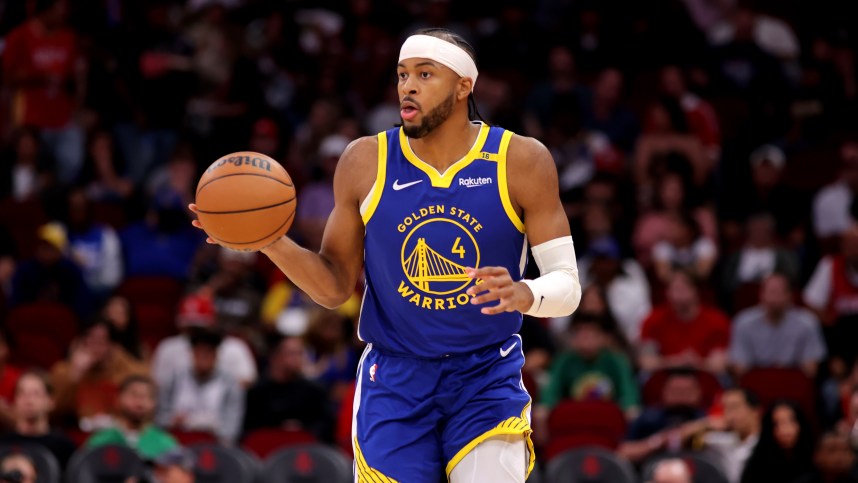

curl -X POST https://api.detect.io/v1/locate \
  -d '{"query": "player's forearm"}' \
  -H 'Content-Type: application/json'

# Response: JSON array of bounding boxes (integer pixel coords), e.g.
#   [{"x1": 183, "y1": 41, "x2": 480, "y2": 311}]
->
[{"x1": 262, "y1": 237, "x2": 354, "y2": 308}]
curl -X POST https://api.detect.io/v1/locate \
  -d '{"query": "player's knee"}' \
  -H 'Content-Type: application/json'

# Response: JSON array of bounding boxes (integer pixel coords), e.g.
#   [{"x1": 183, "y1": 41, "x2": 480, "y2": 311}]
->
[{"x1": 450, "y1": 434, "x2": 528, "y2": 483}]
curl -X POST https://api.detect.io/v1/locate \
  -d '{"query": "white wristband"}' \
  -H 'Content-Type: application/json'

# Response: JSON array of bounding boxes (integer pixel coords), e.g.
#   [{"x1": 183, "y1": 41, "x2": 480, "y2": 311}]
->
[{"x1": 520, "y1": 236, "x2": 581, "y2": 318}]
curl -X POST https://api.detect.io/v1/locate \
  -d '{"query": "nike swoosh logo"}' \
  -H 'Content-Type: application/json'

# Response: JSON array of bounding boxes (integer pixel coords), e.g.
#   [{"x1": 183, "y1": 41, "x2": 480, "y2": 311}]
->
[
  {"x1": 536, "y1": 295, "x2": 545, "y2": 312},
  {"x1": 500, "y1": 342, "x2": 518, "y2": 357},
  {"x1": 392, "y1": 179, "x2": 423, "y2": 191}
]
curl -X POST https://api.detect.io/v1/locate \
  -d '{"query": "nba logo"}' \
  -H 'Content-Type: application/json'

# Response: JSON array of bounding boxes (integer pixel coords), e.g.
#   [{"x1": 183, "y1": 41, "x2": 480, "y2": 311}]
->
[{"x1": 369, "y1": 364, "x2": 378, "y2": 382}]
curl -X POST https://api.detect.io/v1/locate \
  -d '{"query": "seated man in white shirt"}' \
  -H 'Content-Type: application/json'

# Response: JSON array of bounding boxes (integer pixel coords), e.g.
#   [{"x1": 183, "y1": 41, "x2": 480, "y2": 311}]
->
[
  {"x1": 151, "y1": 292, "x2": 257, "y2": 388},
  {"x1": 157, "y1": 330, "x2": 244, "y2": 445}
]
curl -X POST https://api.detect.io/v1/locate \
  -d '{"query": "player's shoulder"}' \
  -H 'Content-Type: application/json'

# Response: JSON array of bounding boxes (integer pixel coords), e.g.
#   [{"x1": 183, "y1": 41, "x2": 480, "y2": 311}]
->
[
  {"x1": 504, "y1": 132, "x2": 557, "y2": 189},
  {"x1": 335, "y1": 135, "x2": 378, "y2": 174},
  {"x1": 505, "y1": 133, "x2": 552, "y2": 167}
]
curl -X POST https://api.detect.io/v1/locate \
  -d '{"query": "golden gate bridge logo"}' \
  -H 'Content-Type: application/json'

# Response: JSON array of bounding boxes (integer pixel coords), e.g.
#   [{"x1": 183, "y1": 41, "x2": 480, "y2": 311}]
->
[{"x1": 401, "y1": 218, "x2": 480, "y2": 295}]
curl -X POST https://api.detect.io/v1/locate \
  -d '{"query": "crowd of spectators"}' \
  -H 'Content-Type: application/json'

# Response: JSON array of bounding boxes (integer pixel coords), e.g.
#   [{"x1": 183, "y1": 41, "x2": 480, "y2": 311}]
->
[{"x1": 3, "y1": 0, "x2": 858, "y2": 481}]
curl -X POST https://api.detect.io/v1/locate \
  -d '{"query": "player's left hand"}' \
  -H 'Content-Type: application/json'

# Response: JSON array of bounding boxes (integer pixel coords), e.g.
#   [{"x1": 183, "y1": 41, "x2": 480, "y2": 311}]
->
[{"x1": 466, "y1": 266, "x2": 534, "y2": 315}]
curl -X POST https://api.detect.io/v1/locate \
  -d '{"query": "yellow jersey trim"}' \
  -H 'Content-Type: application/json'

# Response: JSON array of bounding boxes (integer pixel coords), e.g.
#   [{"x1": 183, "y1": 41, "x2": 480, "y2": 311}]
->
[
  {"x1": 362, "y1": 132, "x2": 388, "y2": 225},
  {"x1": 445, "y1": 404, "x2": 536, "y2": 480},
  {"x1": 354, "y1": 436, "x2": 399, "y2": 483},
  {"x1": 497, "y1": 130, "x2": 525, "y2": 233},
  {"x1": 399, "y1": 122, "x2": 490, "y2": 188}
]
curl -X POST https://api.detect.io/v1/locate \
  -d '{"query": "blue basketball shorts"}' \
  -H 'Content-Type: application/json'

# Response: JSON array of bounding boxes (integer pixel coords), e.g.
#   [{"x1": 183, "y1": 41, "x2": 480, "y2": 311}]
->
[{"x1": 351, "y1": 334, "x2": 534, "y2": 483}]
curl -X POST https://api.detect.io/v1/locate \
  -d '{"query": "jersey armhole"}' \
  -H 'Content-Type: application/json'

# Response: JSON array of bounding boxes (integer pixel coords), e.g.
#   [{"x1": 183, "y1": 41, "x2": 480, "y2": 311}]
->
[
  {"x1": 497, "y1": 130, "x2": 525, "y2": 233},
  {"x1": 360, "y1": 131, "x2": 388, "y2": 224}
]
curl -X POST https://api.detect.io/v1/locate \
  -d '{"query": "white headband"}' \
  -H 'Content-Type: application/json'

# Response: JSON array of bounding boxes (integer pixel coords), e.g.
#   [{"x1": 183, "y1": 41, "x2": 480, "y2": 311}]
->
[{"x1": 399, "y1": 35, "x2": 478, "y2": 92}]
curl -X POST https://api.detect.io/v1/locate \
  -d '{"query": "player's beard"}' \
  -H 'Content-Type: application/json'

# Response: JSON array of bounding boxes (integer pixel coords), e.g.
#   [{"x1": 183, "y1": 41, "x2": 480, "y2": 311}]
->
[{"x1": 402, "y1": 92, "x2": 455, "y2": 139}]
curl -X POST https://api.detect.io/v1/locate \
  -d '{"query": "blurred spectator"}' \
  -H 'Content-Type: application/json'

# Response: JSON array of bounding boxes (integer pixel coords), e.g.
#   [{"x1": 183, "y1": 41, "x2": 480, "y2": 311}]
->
[
  {"x1": 50, "y1": 319, "x2": 148, "y2": 431},
  {"x1": 145, "y1": 143, "x2": 196, "y2": 220},
  {"x1": 729, "y1": 274, "x2": 826, "y2": 378},
  {"x1": 66, "y1": 187, "x2": 123, "y2": 301},
  {"x1": 100, "y1": 294, "x2": 143, "y2": 360},
  {"x1": 741, "y1": 400, "x2": 815, "y2": 483},
  {"x1": 659, "y1": 65, "x2": 721, "y2": 163},
  {"x1": 111, "y1": 3, "x2": 194, "y2": 184},
  {"x1": 813, "y1": 142, "x2": 858, "y2": 245},
  {"x1": 119, "y1": 191, "x2": 203, "y2": 280},
  {"x1": 294, "y1": 134, "x2": 347, "y2": 252},
  {"x1": 247, "y1": 118, "x2": 282, "y2": 159},
  {"x1": 804, "y1": 225, "x2": 858, "y2": 324},
  {"x1": 619, "y1": 368, "x2": 707, "y2": 463},
  {"x1": 708, "y1": 6, "x2": 800, "y2": 61},
  {"x1": 0, "y1": 128, "x2": 52, "y2": 201},
  {"x1": 540, "y1": 313, "x2": 640, "y2": 419},
  {"x1": 652, "y1": 212, "x2": 718, "y2": 283},
  {"x1": 0, "y1": 371, "x2": 76, "y2": 469},
  {"x1": 578, "y1": 236, "x2": 651, "y2": 344},
  {"x1": 708, "y1": 6, "x2": 790, "y2": 110},
  {"x1": 80, "y1": 130, "x2": 134, "y2": 203},
  {"x1": 243, "y1": 336, "x2": 333, "y2": 441},
  {"x1": 204, "y1": 248, "x2": 262, "y2": 340},
  {"x1": 0, "y1": 225, "x2": 15, "y2": 296},
  {"x1": 0, "y1": 333, "x2": 21, "y2": 428},
  {"x1": 635, "y1": 99, "x2": 710, "y2": 196},
  {"x1": 721, "y1": 212, "x2": 800, "y2": 297},
  {"x1": 157, "y1": 329, "x2": 244, "y2": 445},
  {"x1": 0, "y1": 453, "x2": 36, "y2": 483},
  {"x1": 579, "y1": 68, "x2": 638, "y2": 152},
  {"x1": 303, "y1": 307, "x2": 359, "y2": 405},
  {"x1": 9, "y1": 221, "x2": 91, "y2": 317},
  {"x1": 804, "y1": 225, "x2": 858, "y2": 373},
  {"x1": 648, "y1": 458, "x2": 692, "y2": 483},
  {"x1": 151, "y1": 292, "x2": 257, "y2": 389},
  {"x1": 2, "y1": 0, "x2": 85, "y2": 185},
  {"x1": 523, "y1": 45, "x2": 582, "y2": 141},
  {"x1": 633, "y1": 171, "x2": 717, "y2": 267},
  {"x1": 722, "y1": 144, "x2": 808, "y2": 248},
  {"x1": 86, "y1": 375, "x2": 177, "y2": 460},
  {"x1": 791, "y1": 431, "x2": 858, "y2": 483},
  {"x1": 285, "y1": 99, "x2": 344, "y2": 186},
  {"x1": 639, "y1": 270, "x2": 730, "y2": 375},
  {"x1": 700, "y1": 388, "x2": 762, "y2": 483}
]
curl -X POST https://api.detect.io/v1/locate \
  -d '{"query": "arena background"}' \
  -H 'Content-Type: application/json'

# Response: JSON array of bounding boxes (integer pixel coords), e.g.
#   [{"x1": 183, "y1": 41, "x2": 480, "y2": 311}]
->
[{"x1": 2, "y1": 0, "x2": 858, "y2": 482}]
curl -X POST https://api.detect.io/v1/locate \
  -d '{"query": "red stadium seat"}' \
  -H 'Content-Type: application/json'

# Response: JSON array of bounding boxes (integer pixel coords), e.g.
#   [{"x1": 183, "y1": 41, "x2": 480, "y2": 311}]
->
[
  {"x1": 336, "y1": 382, "x2": 356, "y2": 457},
  {"x1": 5, "y1": 303, "x2": 78, "y2": 343},
  {"x1": 117, "y1": 276, "x2": 185, "y2": 309},
  {"x1": 0, "y1": 198, "x2": 48, "y2": 260},
  {"x1": 134, "y1": 303, "x2": 178, "y2": 351},
  {"x1": 171, "y1": 430, "x2": 218, "y2": 447},
  {"x1": 10, "y1": 333, "x2": 67, "y2": 370},
  {"x1": 241, "y1": 429, "x2": 317, "y2": 459},
  {"x1": 545, "y1": 400, "x2": 627, "y2": 461},
  {"x1": 732, "y1": 282, "x2": 761, "y2": 314},
  {"x1": 739, "y1": 367, "x2": 817, "y2": 424},
  {"x1": 89, "y1": 201, "x2": 127, "y2": 230},
  {"x1": 642, "y1": 368, "x2": 722, "y2": 410}
]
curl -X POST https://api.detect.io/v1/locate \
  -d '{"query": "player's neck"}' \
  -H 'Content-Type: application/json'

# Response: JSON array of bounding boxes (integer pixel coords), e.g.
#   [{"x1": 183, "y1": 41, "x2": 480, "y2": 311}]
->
[{"x1": 409, "y1": 116, "x2": 481, "y2": 174}]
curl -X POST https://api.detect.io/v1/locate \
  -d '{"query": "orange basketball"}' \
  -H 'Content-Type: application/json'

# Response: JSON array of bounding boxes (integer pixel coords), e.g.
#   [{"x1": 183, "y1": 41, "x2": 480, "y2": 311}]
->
[{"x1": 195, "y1": 151, "x2": 296, "y2": 251}]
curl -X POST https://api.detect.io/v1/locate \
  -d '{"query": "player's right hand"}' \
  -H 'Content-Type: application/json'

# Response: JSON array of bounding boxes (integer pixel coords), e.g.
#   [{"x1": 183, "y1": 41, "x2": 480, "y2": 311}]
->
[{"x1": 188, "y1": 203, "x2": 218, "y2": 245}]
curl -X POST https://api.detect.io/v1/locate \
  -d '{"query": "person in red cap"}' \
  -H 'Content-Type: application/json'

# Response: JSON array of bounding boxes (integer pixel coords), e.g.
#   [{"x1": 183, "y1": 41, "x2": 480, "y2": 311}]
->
[{"x1": 150, "y1": 292, "x2": 257, "y2": 390}]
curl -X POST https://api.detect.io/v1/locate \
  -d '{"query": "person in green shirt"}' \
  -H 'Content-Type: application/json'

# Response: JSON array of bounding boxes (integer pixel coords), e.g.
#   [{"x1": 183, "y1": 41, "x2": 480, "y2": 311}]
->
[
  {"x1": 86, "y1": 374, "x2": 177, "y2": 460},
  {"x1": 540, "y1": 312, "x2": 640, "y2": 419}
]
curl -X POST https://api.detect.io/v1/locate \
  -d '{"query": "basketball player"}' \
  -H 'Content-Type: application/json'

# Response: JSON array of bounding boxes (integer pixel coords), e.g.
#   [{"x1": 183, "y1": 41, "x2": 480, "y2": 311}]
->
[{"x1": 190, "y1": 28, "x2": 581, "y2": 483}]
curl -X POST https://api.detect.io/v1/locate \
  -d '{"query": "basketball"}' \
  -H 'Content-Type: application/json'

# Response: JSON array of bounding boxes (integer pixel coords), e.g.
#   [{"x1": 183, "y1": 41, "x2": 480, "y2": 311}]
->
[{"x1": 194, "y1": 151, "x2": 296, "y2": 251}]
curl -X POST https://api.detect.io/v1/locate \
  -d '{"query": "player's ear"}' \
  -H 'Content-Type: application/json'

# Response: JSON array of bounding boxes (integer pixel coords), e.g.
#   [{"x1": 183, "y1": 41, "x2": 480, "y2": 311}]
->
[{"x1": 457, "y1": 77, "x2": 472, "y2": 101}]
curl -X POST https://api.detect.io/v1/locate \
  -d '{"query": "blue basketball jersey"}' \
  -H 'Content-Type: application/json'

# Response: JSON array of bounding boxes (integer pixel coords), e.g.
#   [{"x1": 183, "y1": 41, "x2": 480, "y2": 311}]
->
[{"x1": 359, "y1": 122, "x2": 527, "y2": 358}]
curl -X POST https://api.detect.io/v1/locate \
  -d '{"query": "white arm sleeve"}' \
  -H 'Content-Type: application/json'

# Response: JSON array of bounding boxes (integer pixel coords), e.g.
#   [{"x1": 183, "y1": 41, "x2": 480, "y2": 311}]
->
[{"x1": 520, "y1": 236, "x2": 582, "y2": 318}]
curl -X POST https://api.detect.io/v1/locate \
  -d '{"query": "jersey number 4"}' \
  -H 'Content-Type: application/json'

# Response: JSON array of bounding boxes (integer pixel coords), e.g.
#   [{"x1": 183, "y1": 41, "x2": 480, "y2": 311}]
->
[{"x1": 452, "y1": 237, "x2": 466, "y2": 258}]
